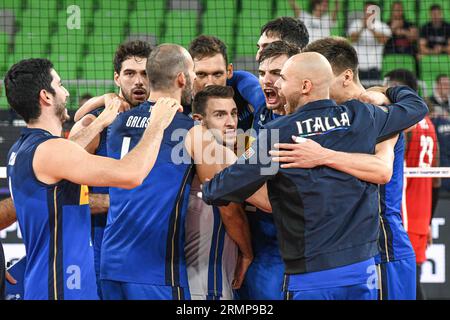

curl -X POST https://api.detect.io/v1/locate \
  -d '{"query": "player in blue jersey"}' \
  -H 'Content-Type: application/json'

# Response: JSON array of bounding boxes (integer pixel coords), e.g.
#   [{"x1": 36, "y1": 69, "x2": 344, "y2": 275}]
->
[
  {"x1": 188, "y1": 35, "x2": 265, "y2": 132},
  {"x1": 234, "y1": 41, "x2": 300, "y2": 300},
  {"x1": 202, "y1": 52, "x2": 428, "y2": 300},
  {"x1": 272, "y1": 37, "x2": 417, "y2": 300},
  {"x1": 100, "y1": 44, "x2": 198, "y2": 300},
  {"x1": 4, "y1": 58, "x2": 182, "y2": 300},
  {"x1": 184, "y1": 85, "x2": 253, "y2": 300},
  {"x1": 69, "y1": 40, "x2": 152, "y2": 299}
]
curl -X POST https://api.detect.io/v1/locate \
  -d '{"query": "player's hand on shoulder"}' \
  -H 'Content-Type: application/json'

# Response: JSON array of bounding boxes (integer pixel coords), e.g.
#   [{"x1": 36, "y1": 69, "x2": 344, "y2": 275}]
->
[
  {"x1": 359, "y1": 89, "x2": 391, "y2": 106},
  {"x1": 104, "y1": 93, "x2": 131, "y2": 113},
  {"x1": 149, "y1": 97, "x2": 183, "y2": 129},
  {"x1": 97, "y1": 97, "x2": 122, "y2": 128},
  {"x1": 270, "y1": 136, "x2": 330, "y2": 169}
]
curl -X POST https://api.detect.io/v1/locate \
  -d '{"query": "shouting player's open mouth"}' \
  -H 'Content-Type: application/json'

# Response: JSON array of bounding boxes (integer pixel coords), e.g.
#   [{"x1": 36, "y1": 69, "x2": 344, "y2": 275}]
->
[{"x1": 263, "y1": 88, "x2": 280, "y2": 108}]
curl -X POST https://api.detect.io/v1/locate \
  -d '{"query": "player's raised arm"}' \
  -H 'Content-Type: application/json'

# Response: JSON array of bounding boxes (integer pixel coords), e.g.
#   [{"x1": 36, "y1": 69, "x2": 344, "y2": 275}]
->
[
  {"x1": 202, "y1": 129, "x2": 276, "y2": 207},
  {"x1": 186, "y1": 125, "x2": 272, "y2": 211},
  {"x1": 373, "y1": 86, "x2": 428, "y2": 141},
  {"x1": 0, "y1": 198, "x2": 16, "y2": 230},
  {"x1": 271, "y1": 134, "x2": 397, "y2": 184},
  {"x1": 73, "y1": 93, "x2": 130, "y2": 122},
  {"x1": 34, "y1": 98, "x2": 181, "y2": 189}
]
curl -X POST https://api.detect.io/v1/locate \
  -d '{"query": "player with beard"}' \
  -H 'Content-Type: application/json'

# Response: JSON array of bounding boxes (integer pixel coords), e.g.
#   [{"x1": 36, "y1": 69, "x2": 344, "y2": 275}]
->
[
  {"x1": 68, "y1": 40, "x2": 152, "y2": 299},
  {"x1": 4, "y1": 58, "x2": 181, "y2": 299},
  {"x1": 100, "y1": 44, "x2": 197, "y2": 300},
  {"x1": 234, "y1": 41, "x2": 300, "y2": 300},
  {"x1": 188, "y1": 35, "x2": 265, "y2": 132}
]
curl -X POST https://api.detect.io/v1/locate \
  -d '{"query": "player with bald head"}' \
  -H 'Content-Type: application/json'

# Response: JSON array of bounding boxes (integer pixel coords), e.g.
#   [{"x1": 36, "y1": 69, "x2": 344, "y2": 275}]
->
[
  {"x1": 100, "y1": 43, "x2": 197, "y2": 300},
  {"x1": 202, "y1": 51, "x2": 428, "y2": 300},
  {"x1": 272, "y1": 37, "x2": 419, "y2": 300}
]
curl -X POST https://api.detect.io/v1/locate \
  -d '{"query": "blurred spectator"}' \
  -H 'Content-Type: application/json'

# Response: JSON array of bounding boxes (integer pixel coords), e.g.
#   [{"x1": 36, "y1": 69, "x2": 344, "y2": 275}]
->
[
  {"x1": 429, "y1": 74, "x2": 450, "y2": 112},
  {"x1": 429, "y1": 102, "x2": 450, "y2": 194},
  {"x1": 419, "y1": 4, "x2": 450, "y2": 56},
  {"x1": 288, "y1": 0, "x2": 339, "y2": 43},
  {"x1": 79, "y1": 93, "x2": 93, "y2": 108},
  {"x1": 348, "y1": 1, "x2": 391, "y2": 80},
  {"x1": 384, "y1": 1, "x2": 418, "y2": 55}
]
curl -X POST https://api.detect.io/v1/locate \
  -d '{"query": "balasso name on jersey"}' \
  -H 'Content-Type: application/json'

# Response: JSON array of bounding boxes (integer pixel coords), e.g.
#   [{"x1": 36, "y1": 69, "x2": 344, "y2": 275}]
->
[
  {"x1": 125, "y1": 105, "x2": 154, "y2": 129},
  {"x1": 296, "y1": 111, "x2": 350, "y2": 137}
]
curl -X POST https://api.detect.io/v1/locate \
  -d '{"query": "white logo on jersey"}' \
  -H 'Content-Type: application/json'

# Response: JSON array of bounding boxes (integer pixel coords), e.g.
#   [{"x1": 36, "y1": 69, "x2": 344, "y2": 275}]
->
[
  {"x1": 8, "y1": 152, "x2": 16, "y2": 166},
  {"x1": 125, "y1": 116, "x2": 149, "y2": 128},
  {"x1": 66, "y1": 265, "x2": 81, "y2": 290},
  {"x1": 296, "y1": 112, "x2": 351, "y2": 137},
  {"x1": 419, "y1": 119, "x2": 429, "y2": 130}
]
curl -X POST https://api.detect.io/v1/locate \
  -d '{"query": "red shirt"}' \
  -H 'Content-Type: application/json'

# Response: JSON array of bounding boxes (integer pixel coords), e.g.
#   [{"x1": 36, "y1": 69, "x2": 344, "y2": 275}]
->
[{"x1": 403, "y1": 116, "x2": 438, "y2": 235}]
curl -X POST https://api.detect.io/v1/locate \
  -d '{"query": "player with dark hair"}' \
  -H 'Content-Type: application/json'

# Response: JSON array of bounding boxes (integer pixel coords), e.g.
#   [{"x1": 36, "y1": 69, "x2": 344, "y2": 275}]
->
[
  {"x1": 100, "y1": 44, "x2": 197, "y2": 300},
  {"x1": 188, "y1": 35, "x2": 265, "y2": 132},
  {"x1": 202, "y1": 51, "x2": 428, "y2": 300},
  {"x1": 272, "y1": 37, "x2": 418, "y2": 299},
  {"x1": 4, "y1": 58, "x2": 180, "y2": 299},
  {"x1": 234, "y1": 40, "x2": 301, "y2": 300},
  {"x1": 185, "y1": 85, "x2": 253, "y2": 300}
]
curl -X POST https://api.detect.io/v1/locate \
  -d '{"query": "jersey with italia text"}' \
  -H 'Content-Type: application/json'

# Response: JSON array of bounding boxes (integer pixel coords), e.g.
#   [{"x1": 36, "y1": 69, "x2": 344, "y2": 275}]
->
[
  {"x1": 227, "y1": 70, "x2": 265, "y2": 132},
  {"x1": 375, "y1": 133, "x2": 415, "y2": 264},
  {"x1": 203, "y1": 86, "x2": 427, "y2": 274},
  {"x1": 185, "y1": 175, "x2": 238, "y2": 299},
  {"x1": 7, "y1": 128, "x2": 97, "y2": 300},
  {"x1": 101, "y1": 101, "x2": 195, "y2": 289}
]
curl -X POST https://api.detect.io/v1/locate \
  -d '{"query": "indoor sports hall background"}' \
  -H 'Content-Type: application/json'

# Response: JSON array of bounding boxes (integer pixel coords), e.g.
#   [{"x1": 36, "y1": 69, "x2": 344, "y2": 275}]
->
[{"x1": 0, "y1": 0, "x2": 450, "y2": 299}]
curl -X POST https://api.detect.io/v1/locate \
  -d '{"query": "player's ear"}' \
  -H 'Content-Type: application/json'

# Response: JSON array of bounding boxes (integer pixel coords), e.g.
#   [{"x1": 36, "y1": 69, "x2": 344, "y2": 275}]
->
[
  {"x1": 113, "y1": 71, "x2": 120, "y2": 87},
  {"x1": 227, "y1": 63, "x2": 234, "y2": 79},
  {"x1": 192, "y1": 113, "x2": 203, "y2": 122},
  {"x1": 342, "y1": 69, "x2": 354, "y2": 87},
  {"x1": 39, "y1": 89, "x2": 52, "y2": 106},
  {"x1": 177, "y1": 72, "x2": 186, "y2": 88}
]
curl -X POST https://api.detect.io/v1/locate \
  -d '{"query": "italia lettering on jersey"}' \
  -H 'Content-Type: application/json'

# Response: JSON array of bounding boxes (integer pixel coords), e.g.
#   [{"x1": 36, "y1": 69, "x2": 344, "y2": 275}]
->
[
  {"x1": 101, "y1": 101, "x2": 195, "y2": 291},
  {"x1": 7, "y1": 128, "x2": 98, "y2": 300},
  {"x1": 402, "y1": 116, "x2": 438, "y2": 235}
]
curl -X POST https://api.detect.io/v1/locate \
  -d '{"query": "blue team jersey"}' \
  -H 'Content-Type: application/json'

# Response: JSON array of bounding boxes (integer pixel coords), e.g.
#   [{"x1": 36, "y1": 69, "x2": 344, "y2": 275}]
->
[
  {"x1": 203, "y1": 86, "x2": 428, "y2": 275},
  {"x1": 101, "y1": 101, "x2": 195, "y2": 288},
  {"x1": 376, "y1": 133, "x2": 415, "y2": 264},
  {"x1": 7, "y1": 128, "x2": 98, "y2": 300},
  {"x1": 247, "y1": 106, "x2": 284, "y2": 263}
]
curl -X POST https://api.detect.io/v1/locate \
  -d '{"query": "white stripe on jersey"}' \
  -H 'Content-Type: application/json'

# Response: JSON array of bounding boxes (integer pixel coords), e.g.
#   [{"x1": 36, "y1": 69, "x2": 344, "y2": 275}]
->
[{"x1": 185, "y1": 175, "x2": 238, "y2": 300}]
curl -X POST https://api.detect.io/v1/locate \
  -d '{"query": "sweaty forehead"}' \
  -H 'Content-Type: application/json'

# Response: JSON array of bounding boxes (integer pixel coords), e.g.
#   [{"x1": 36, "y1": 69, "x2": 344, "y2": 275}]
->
[
  {"x1": 194, "y1": 54, "x2": 227, "y2": 71},
  {"x1": 206, "y1": 97, "x2": 236, "y2": 112},
  {"x1": 121, "y1": 56, "x2": 147, "y2": 71}
]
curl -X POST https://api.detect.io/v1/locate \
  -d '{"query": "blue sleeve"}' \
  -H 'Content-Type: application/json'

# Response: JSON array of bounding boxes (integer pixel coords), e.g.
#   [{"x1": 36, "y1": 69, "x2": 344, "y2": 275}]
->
[
  {"x1": 372, "y1": 86, "x2": 428, "y2": 142},
  {"x1": 202, "y1": 128, "x2": 277, "y2": 206},
  {"x1": 227, "y1": 70, "x2": 265, "y2": 112}
]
